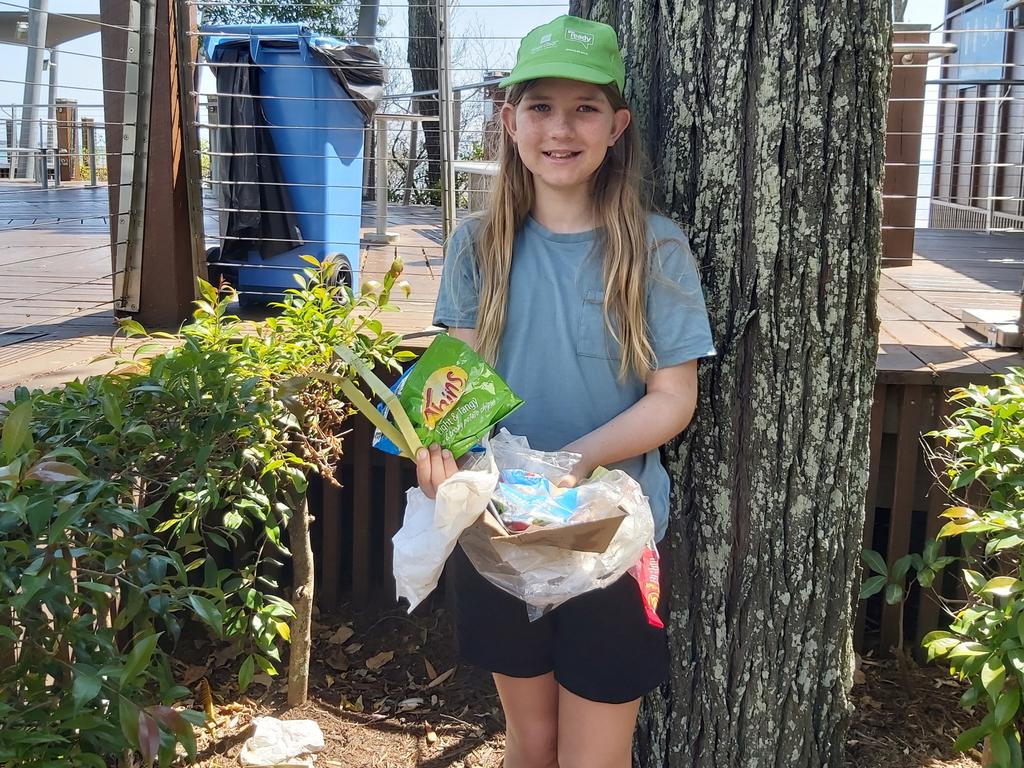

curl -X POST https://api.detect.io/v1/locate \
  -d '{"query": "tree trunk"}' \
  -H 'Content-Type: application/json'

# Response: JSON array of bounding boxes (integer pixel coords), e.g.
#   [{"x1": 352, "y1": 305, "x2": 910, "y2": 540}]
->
[
  {"x1": 287, "y1": 496, "x2": 314, "y2": 707},
  {"x1": 408, "y1": 0, "x2": 441, "y2": 196},
  {"x1": 570, "y1": 1, "x2": 890, "y2": 765},
  {"x1": 893, "y1": 0, "x2": 909, "y2": 22}
]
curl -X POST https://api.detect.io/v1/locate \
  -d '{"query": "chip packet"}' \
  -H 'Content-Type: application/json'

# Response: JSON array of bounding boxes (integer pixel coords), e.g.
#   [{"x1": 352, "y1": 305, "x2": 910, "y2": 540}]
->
[{"x1": 372, "y1": 334, "x2": 523, "y2": 459}]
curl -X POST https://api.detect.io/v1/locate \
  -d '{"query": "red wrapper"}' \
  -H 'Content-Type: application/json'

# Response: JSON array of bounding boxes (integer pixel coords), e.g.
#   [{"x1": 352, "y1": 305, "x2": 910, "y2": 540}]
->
[{"x1": 629, "y1": 544, "x2": 664, "y2": 629}]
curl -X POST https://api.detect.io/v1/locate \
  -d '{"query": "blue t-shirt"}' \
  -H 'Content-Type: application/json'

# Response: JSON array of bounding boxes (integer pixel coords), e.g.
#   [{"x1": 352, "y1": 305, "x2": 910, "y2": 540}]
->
[{"x1": 433, "y1": 213, "x2": 716, "y2": 541}]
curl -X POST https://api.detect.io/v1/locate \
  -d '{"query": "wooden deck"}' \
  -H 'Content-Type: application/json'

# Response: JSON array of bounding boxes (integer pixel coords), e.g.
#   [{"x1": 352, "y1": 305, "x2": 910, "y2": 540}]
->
[
  {"x1": 0, "y1": 186, "x2": 447, "y2": 399},
  {"x1": 2, "y1": 182, "x2": 1023, "y2": 399},
  {"x1": 878, "y1": 229, "x2": 1024, "y2": 385}
]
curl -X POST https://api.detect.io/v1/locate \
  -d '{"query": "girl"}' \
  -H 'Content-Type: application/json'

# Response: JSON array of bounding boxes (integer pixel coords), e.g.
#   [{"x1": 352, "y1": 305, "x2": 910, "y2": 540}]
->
[{"x1": 416, "y1": 15, "x2": 715, "y2": 768}]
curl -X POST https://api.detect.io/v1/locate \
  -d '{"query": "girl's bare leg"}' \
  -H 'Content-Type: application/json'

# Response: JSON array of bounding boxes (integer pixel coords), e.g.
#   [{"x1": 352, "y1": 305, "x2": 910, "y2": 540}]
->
[
  {"x1": 493, "y1": 672, "x2": 560, "y2": 768},
  {"x1": 556, "y1": 685, "x2": 640, "y2": 768}
]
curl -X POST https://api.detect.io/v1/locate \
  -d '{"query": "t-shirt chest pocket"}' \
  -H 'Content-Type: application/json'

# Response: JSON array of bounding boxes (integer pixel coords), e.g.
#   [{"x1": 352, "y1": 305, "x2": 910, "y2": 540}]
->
[{"x1": 576, "y1": 289, "x2": 622, "y2": 361}]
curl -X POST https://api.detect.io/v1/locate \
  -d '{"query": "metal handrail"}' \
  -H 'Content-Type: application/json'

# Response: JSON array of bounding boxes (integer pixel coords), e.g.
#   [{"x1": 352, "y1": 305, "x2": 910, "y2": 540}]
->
[{"x1": 893, "y1": 42, "x2": 958, "y2": 57}]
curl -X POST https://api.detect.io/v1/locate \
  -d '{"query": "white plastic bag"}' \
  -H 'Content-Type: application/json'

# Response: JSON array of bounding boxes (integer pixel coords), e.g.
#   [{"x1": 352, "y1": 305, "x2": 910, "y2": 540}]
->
[
  {"x1": 391, "y1": 430, "x2": 655, "y2": 618},
  {"x1": 392, "y1": 440, "x2": 498, "y2": 612}
]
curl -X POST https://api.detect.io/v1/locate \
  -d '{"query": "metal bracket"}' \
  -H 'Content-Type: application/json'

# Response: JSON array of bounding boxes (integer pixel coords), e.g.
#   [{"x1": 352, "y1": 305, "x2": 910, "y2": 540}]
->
[{"x1": 113, "y1": 0, "x2": 156, "y2": 314}]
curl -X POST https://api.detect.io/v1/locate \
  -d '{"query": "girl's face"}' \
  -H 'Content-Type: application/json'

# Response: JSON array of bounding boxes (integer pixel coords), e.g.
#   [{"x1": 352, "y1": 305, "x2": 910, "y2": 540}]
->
[{"x1": 500, "y1": 78, "x2": 631, "y2": 197}]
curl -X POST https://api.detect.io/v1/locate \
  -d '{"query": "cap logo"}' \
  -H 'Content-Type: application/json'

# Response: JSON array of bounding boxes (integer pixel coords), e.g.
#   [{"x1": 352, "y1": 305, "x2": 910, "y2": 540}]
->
[
  {"x1": 565, "y1": 29, "x2": 594, "y2": 48},
  {"x1": 539, "y1": 32, "x2": 553, "y2": 44}
]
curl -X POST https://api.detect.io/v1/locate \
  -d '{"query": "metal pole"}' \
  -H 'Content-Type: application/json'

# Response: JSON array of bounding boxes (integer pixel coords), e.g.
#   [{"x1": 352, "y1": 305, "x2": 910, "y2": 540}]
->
[
  {"x1": 364, "y1": 116, "x2": 399, "y2": 244},
  {"x1": 47, "y1": 49, "x2": 57, "y2": 152},
  {"x1": 85, "y1": 118, "x2": 97, "y2": 187},
  {"x1": 436, "y1": 0, "x2": 457, "y2": 237},
  {"x1": 16, "y1": 0, "x2": 49, "y2": 179},
  {"x1": 52, "y1": 148, "x2": 59, "y2": 187},
  {"x1": 376, "y1": 118, "x2": 387, "y2": 236},
  {"x1": 37, "y1": 119, "x2": 47, "y2": 188}
]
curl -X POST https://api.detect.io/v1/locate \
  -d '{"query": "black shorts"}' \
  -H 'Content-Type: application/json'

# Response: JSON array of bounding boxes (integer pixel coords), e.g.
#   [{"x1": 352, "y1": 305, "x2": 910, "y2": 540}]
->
[{"x1": 450, "y1": 543, "x2": 671, "y2": 705}]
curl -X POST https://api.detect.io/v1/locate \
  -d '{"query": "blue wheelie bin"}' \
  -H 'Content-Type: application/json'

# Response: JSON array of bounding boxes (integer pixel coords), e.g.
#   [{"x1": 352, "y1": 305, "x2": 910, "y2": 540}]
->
[{"x1": 202, "y1": 25, "x2": 384, "y2": 303}]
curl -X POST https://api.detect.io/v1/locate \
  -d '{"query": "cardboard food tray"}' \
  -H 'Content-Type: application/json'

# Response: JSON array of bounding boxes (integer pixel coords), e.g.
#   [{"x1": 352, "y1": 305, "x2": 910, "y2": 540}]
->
[{"x1": 477, "y1": 507, "x2": 627, "y2": 554}]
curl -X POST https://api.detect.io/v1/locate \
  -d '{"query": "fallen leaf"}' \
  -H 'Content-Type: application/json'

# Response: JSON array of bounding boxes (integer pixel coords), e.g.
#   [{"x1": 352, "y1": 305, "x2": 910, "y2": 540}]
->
[
  {"x1": 425, "y1": 722, "x2": 438, "y2": 744},
  {"x1": 326, "y1": 648, "x2": 349, "y2": 672},
  {"x1": 326, "y1": 674, "x2": 335, "y2": 687},
  {"x1": 424, "y1": 658, "x2": 438, "y2": 681},
  {"x1": 252, "y1": 672, "x2": 273, "y2": 689},
  {"x1": 197, "y1": 678, "x2": 215, "y2": 724},
  {"x1": 352, "y1": 695, "x2": 364, "y2": 712},
  {"x1": 397, "y1": 697, "x2": 423, "y2": 712},
  {"x1": 329, "y1": 626, "x2": 355, "y2": 645},
  {"x1": 366, "y1": 651, "x2": 395, "y2": 671},
  {"x1": 853, "y1": 668, "x2": 866, "y2": 685},
  {"x1": 425, "y1": 666, "x2": 456, "y2": 689},
  {"x1": 345, "y1": 642, "x2": 363, "y2": 654},
  {"x1": 181, "y1": 664, "x2": 208, "y2": 686}
]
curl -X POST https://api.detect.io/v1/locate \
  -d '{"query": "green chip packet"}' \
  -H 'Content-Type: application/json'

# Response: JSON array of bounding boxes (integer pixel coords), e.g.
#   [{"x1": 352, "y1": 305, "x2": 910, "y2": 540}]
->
[{"x1": 398, "y1": 334, "x2": 523, "y2": 458}]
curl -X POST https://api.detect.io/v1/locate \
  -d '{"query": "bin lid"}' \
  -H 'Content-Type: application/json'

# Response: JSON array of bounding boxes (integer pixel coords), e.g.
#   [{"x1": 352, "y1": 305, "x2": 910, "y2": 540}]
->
[{"x1": 201, "y1": 23, "x2": 386, "y2": 122}]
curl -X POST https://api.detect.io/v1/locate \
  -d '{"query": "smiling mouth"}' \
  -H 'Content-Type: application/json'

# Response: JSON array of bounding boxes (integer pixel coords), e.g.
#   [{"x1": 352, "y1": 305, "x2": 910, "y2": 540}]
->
[{"x1": 542, "y1": 151, "x2": 581, "y2": 159}]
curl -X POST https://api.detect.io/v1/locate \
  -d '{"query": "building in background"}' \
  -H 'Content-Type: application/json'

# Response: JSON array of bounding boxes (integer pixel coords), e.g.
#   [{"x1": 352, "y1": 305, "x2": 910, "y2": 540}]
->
[{"x1": 930, "y1": 0, "x2": 1024, "y2": 230}]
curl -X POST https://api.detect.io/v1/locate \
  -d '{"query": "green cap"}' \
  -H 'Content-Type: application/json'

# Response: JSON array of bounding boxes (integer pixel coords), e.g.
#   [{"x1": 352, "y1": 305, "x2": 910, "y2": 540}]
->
[{"x1": 500, "y1": 15, "x2": 625, "y2": 94}]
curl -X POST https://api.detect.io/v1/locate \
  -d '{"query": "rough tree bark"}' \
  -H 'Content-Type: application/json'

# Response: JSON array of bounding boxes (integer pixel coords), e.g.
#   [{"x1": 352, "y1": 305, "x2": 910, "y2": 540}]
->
[
  {"x1": 569, "y1": 0, "x2": 890, "y2": 765},
  {"x1": 408, "y1": 1, "x2": 441, "y2": 195}
]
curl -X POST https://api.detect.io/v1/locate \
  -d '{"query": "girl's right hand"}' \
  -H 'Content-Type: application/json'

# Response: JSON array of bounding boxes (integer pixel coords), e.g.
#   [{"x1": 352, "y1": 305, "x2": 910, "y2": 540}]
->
[{"x1": 415, "y1": 443, "x2": 458, "y2": 499}]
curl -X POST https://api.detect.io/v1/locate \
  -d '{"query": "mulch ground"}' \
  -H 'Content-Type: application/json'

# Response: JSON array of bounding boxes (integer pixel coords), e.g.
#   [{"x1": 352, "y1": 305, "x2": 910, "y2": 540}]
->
[{"x1": 171, "y1": 604, "x2": 987, "y2": 768}]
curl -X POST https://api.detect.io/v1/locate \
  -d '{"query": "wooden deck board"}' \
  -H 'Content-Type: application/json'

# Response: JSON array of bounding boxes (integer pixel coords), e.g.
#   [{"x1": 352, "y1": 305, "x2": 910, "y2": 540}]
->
[{"x1": 877, "y1": 229, "x2": 1024, "y2": 381}]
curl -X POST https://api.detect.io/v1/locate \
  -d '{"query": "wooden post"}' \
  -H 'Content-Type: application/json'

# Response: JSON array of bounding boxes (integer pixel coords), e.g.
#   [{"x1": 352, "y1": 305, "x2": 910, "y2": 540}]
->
[
  {"x1": 100, "y1": 0, "x2": 198, "y2": 328},
  {"x1": 882, "y1": 24, "x2": 930, "y2": 267}
]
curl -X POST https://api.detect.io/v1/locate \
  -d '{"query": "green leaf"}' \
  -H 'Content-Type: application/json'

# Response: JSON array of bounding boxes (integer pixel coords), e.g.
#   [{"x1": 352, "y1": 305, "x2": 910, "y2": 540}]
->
[
  {"x1": 949, "y1": 641, "x2": 989, "y2": 659},
  {"x1": 1, "y1": 400, "x2": 32, "y2": 460},
  {"x1": 924, "y1": 635, "x2": 960, "y2": 661},
  {"x1": 119, "y1": 697, "x2": 140, "y2": 749},
  {"x1": 884, "y1": 583, "x2": 904, "y2": 605},
  {"x1": 861, "y1": 549, "x2": 887, "y2": 576},
  {"x1": 120, "y1": 632, "x2": 162, "y2": 688},
  {"x1": 991, "y1": 727, "x2": 1012, "y2": 768},
  {"x1": 954, "y1": 722, "x2": 992, "y2": 752},
  {"x1": 982, "y1": 577, "x2": 1024, "y2": 597},
  {"x1": 72, "y1": 666, "x2": 103, "y2": 708},
  {"x1": 859, "y1": 575, "x2": 886, "y2": 600},
  {"x1": 892, "y1": 554, "x2": 915, "y2": 582},
  {"x1": 188, "y1": 594, "x2": 223, "y2": 639},
  {"x1": 941, "y1": 506, "x2": 977, "y2": 520},
  {"x1": 995, "y1": 687, "x2": 1020, "y2": 727},
  {"x1": 238, "y1": 654, "x2": 254, "y2": 693},
  {"x1": 964, "y1": 569, "x2": 986, "y2": 593},
  {"x1": 983, "y1": 656, "x2": 1007, "y2": 702}
]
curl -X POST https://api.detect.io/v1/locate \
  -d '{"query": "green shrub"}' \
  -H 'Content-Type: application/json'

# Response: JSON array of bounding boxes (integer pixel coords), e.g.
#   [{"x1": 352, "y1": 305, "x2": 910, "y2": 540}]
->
[
  {"x1": 0, "y1": 259, "x2": 411, "y2": 766},
  {"x1": 920, "y1": 369, "x2": 1024, "y2": 766}
]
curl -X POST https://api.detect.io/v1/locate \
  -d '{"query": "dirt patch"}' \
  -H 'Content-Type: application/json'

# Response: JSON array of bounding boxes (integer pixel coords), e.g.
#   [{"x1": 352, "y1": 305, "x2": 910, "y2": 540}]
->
[
  {"x1": 180, "y1": 603, "x2": 504, "y2": 768},
  {"x1": 174, "y1": 605, "x2": 985, "y2": 767},
  {"x1": 846, "y1": 654, "x2": 983, "y2": 768}
]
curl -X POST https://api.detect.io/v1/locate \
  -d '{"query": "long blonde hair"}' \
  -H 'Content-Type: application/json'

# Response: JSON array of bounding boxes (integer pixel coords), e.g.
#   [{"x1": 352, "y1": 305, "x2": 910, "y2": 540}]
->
[{"x1": 473, "y1": 81, "x2": 656, "y2": 380}]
